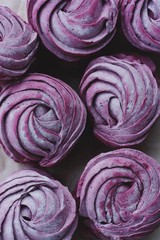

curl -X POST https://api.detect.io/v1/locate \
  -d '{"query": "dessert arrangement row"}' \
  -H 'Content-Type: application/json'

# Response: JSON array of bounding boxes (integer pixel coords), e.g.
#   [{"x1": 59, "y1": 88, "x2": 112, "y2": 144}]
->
[
  {"x1": 1, "y1": 149, "x2": 160, "y2": 240},
  {"x1": 0, "y1": 1, "x2": 160, "y2": 240}
]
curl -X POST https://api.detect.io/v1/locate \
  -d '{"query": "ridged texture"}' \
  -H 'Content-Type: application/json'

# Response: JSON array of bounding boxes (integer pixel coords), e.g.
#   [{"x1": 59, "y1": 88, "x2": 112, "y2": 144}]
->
[
  {"x1": 120, "y1": 0, "x2": 160, "y2": 53},
  {"x1": 80, "y1": 54, "x2": 160, "y2": 147},
  {"x1": 0, "y1": 169, "x2": 77, "y2": 240},
  {"x1": 0, "y1": 73, "x2": 86, "y2": 167},
  {"x1": 0, "y1": 6, "x2": 38, "y2": 80},
  {"x1": 27, "y1": 0, "x2": 118, "y2": 62},
  {"x1": 76, "y1": 148, "x2": 160, "y2": 240}
]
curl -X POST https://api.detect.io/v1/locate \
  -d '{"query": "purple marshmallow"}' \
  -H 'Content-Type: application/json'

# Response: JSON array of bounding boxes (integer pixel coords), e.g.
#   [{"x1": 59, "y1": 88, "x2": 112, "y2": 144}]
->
[
  {"x1": 0, "y1": 73, "x2": 86, "y2": 166},
  {"x1": 0, "y1": 169, "x2": 77, "y2": 240},
  {"x1": 27, "y1": 0, "x2": 118, "y2": 61},
  {"x1": 120, "y1": 0, "x2": 160, "y2": 53},
  {"x1": 76, "y1": 148, "x2": 160, "y2": 240},
  {"x1": 80, "y1": 54, "x2": 160, "y2": 147},
  {"x1": 0, "y1": 6, "x2": 38, "y2": 80}
]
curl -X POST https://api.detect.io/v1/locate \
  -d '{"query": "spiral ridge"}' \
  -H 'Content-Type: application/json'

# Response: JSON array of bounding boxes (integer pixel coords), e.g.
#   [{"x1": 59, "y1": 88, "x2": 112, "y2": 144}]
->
[
  {"x1": 76, "y1": 148, "x2": 160, "y2": 240},
  {"x1": 0, "y1": 169, "x2": 77, "y2": 240},
  {"x1": 27, "y1": 0, "x2": 118, "y2": 61},
  {"x1": 0, "y1": 6, "x2": 38, "y2": 80},
  {"x1": 0, "y1": 73, "x2": 86, "y2": 166},
  {"x1": 120, "y1": 0, "x2": 160, "y2": 53},
  {"x1": 80, "y1": 54, "x2": 160, "y2": 147}
]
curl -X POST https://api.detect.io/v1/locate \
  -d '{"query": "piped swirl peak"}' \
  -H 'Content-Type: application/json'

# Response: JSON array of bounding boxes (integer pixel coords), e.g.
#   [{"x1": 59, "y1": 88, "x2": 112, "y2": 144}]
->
[
  {"x1": 120, "y1": 0, "x2": 160, "y2": 53},
  {"x1": 27, "y1": 0, "x2": 118, "y2": 61},
  {"x1": 0, "y1": 73, "x2": 86, "y2": 167},
  {"x1": 0, "y1": 169, "x2": 77, "y2": 240},
  {"x1": 76, "y1": 148, "x2": 160, "y2": 240},
  {"x1": 80, "y1": 53, "x2": 160, "y2": 147}
]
